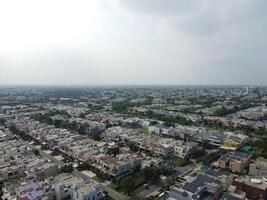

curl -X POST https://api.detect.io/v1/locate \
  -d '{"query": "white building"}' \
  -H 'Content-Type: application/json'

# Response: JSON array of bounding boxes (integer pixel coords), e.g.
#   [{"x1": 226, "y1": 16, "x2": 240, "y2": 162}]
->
[{"x1": 174, "y1": 141, "x2": 198, "y2": 158}]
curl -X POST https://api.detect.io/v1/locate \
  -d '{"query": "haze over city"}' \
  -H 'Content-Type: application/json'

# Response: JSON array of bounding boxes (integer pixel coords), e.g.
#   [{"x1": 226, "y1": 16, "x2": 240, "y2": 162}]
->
[
  {"x1": 2, "y1": 1, "x2": 267, "y2": 200},
  {"x1": 1, "y1": 0, "x2": 267, "y2": 86}
]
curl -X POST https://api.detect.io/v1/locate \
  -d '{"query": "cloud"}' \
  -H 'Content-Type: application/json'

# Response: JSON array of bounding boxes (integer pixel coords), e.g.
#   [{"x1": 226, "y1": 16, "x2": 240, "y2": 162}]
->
[
  {"x1": 117, "y1": 0, "x2": 200, "y2": 16},
  {"x1": 0, "y1": 0, "x2": 267, "y2": 85}
]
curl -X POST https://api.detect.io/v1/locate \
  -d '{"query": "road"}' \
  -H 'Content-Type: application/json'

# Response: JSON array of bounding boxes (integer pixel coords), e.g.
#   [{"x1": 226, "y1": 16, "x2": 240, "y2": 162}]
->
[
  {"x1": 24, "y1": 140, "x2": 130, "y2": 200},
  {"x1": 132, "y1": 182, "x2": 162, "y2": 200}
]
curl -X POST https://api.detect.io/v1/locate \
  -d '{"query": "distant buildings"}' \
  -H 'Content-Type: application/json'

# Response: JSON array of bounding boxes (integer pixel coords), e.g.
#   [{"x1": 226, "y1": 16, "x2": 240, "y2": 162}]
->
[{"x1": 148, "y1": 125, "x2": 174, "y2": 136}]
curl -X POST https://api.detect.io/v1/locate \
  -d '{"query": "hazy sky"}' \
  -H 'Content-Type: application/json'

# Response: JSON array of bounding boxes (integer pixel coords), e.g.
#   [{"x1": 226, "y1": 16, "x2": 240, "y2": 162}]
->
[{"x1": 0, "y1": 0, "x2": 267, "y2": 85}]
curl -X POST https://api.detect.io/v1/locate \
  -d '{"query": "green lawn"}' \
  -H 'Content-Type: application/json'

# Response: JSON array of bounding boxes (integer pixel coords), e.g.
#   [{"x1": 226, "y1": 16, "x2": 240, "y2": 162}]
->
[
  {"x1": 107, "y1": 182, "x2": 123, "y2": 192},
  {"x1": 131, "y1": 185, "x2": 145, "y2": 196},
  {"x1": 92, "y1": 176, "x2": 105, "y2": 183},
  {"x1": 140, "y1": 127, "x2": 149, "y2": 134}
]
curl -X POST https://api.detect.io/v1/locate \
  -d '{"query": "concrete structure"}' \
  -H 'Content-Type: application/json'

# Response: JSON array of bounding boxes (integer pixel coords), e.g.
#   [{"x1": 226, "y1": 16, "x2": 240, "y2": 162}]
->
[
  {"x1": 174, "y1": 141, "x2": 198, "y2": 158},
  {"x1": 157, "y1": 167, "x2": 233, "y2": 200},
  {"x1": 0, "y1": 165, "x2": 24, "y2": 182},
  {"x1": 234, "y1": 176, "x2": 267, "y2": 200},
  {"x1": 53, "y1": 173, "x2": 105, "y2": 200},
  {"x1": 217, "y1": 151, "x2": 251, "y2": 173},
  {"x1": 249, "y1": 157, "x2": 267, "y2": 178}
]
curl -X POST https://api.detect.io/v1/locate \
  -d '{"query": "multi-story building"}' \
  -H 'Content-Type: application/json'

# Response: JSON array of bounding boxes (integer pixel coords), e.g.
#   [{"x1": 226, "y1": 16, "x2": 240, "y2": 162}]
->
[
  {"x1": 174, "y1": 141, "x2": 198, "y2": 158},
  {"x1": 157, "y1": 167, "x2": 233, "y2": 200},
  {"x1": 91, "y1": 154, "x2": 131, "y2": 179},
  {"x1": 217, "y1": 151, "x2": 251, "y2": 173},
  {"x1": 221, "y1": 133, "x2": 250, "y2": 151},
  {"x1": 0, "y1": 165, "x2": 24, "y2": 182},
  {"x1": 249, "y1": 157, "x2": 267, "y2": 177},
  {"x1": 53, "y1": 173, "x2": 105, "y2": 200},
  {"x1": 234, "y1": 176, "x2": 267, "y2": 200}
]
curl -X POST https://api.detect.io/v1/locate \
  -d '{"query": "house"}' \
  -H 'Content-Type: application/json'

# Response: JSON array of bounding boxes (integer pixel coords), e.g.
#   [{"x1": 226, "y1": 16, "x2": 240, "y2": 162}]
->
[
  {"x1": 148, "y1": 125, "x2": 161, "y2": 135},
  {"x1": 34, "y1": 163, "x2": 58, "y2": 181},
  {"x1": 157, "y1": 167, "x2": 230, "y2": 200},
  {"x1": 15, "y1": 181, "x2": 49, "y2": 200},
  {"x1": 73, "y1": 183, "x2": 105, "y2": 200},
  {"x1": 220, "y1": 185, "x2": 248, "y2": 200},
  {"x1": 0, "y1": 165, "x2": 24, "y2": 182},
  {"x1": 249, "y1": 157, "x2": 267, "y2": 177},
  {"x1": 161, "y1": 127, "x2": 174, "y2": 136},
  {"x1": 234, "y1": 176, "x2": 267, "y2": 200},
  {"x1": 53, "y1": 173, "x2": 105, "y2": 200},
  {"x1": 174, "y1": 141, "x2": 198, "y2": 158},
  {"x1": 221, "y1": 133, "x2": 250, "y2": 151},
  {"x1": 217, "y1": 151, "x2": 251, "y2": 173},
  {"x1": 192, "y1": 131, "x2": 226, "y2": 147},
  {"x1": 91, "y1": 154, "x2": 131, "y2": 179},
  {"x1": 148, "y1": 125, "x2": 174, "y2": 136}
]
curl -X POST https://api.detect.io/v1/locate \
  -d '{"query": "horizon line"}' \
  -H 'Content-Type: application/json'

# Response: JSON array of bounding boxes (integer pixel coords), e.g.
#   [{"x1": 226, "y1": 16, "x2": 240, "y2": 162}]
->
[{"x1": 0, "y1": 83, "x2": 267, "y2": 88}]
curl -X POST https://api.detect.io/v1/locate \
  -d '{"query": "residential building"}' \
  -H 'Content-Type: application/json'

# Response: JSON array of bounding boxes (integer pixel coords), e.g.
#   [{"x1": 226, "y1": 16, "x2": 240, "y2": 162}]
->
[
  {"x1": 249, "y1": 157, "x2": 267, "y2": 177},
  {"x1": 217, "y1": 151, "x2": 251, "y2": 173},
  {"x1": 234, "y1": 176, "x2": 267, "y2": 200}
]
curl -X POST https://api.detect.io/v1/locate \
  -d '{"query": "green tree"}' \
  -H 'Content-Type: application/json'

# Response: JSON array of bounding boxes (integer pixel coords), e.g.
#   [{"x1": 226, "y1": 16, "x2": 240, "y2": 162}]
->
[
  {"x1": 32, "y1": 149, "x2": 40, "y2": 156},
  {"x1": 79, "y1": 113, "x2": 86, "y2": 119},
  {"x1": 143, "y1": 167, "x2": 159, "y2": 183},
  {"x1": 150, "y1": 121, "x2": 158, "y2": 125},
  {"x1": 92, "y1": 132, "x2": 102, "y2": 141},
  {"x1": 120, "y1": 177, "x2": 136, "y2": 195},
  {"x1": 77, "y1": 162, "x2": 90, "y2": 171},
  {"x1": 61, "y1": 164, "x2": 73, "y2": 173},
  {"x1": 128, "y1": 141, "x2": 138, "y2": 152}
]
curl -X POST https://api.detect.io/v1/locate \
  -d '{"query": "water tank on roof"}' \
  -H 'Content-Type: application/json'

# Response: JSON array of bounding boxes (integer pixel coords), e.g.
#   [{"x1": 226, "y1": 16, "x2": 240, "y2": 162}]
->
[{"x1": 251, "y1": 179, "x2": 262, "y2": 184}]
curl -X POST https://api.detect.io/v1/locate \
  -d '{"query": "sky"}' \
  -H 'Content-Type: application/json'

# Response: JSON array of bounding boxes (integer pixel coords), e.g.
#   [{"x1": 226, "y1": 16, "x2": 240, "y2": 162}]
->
[{"x1": 0, "y1": 0, "x2": 267, "y2": 86}]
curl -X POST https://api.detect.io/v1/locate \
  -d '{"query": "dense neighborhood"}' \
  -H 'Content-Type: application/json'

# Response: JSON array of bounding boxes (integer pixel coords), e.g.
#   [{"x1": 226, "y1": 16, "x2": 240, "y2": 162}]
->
[{"x1": 0, "y1": 86, "x2": 267, "y2": 200}]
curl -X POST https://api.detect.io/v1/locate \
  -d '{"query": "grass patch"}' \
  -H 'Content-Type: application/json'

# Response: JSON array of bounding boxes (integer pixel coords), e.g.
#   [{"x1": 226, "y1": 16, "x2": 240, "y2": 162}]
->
[
  {"x1": 131, "y1": 185, "x2": 145, "y2": 196},
  {"x1": 107, "y1": 182, "x2": 123, "y2": 193},
  {"x1": 93, "y1": 176, "x2": 105, "y2": 183},
  {"x1": 141, "y1": 127, "x2": 149, "y2": 134}
]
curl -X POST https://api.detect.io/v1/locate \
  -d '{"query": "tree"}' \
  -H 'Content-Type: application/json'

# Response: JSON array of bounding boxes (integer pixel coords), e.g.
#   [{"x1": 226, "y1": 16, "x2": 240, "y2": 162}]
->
[
  {"x1": 0, "y1": 118, "x2": 6, "y2": 125},
  {"x1": 32, "y1": 149, "x2": 40, "y2": 156},
  {"x1": 92, "y1": 132, "x2": 102, "y2": 141},
  {"x1": 61, "y1": 164, "x2": 73, "y2": 173},
  {"x1": 79, "y1": 113, "x2": 86, "y2": 119},
  {"x1": 163, "y1": 177, "x2": 175, "y2": 190},
  {"x1": 106, "y1": 121, "x2": 113, "y2": 128},
  {"x1": 128, "y1": 141, "x2": 138, "y2": 152},
  {"x1": 143, "y1": 167, "x2": 159, "y2": 183},
  {"x1": 120, "y1": 177, "x2": 136, "y2": 195},
  {"x1": 150, "y1": 121, "x2": 158, "y2": 125},
  {"x1": 144, "y1": 197, "x2": 155, "y2": 200},
  {"x1": 163, "y1": 121, "x2": 174, "y2": 127},
  {"x1": 77, "y1": 162, "x2": 90, "y2": 171}
]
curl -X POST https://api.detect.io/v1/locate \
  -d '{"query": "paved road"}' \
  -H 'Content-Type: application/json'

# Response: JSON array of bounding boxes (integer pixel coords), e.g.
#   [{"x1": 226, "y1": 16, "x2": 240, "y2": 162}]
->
[
  {"x1": 103, "y1": 185, "x2": 130, "y2": 200},
  {"x1": 132, "y1": 182, "x2": 162, "y2": 200}
]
